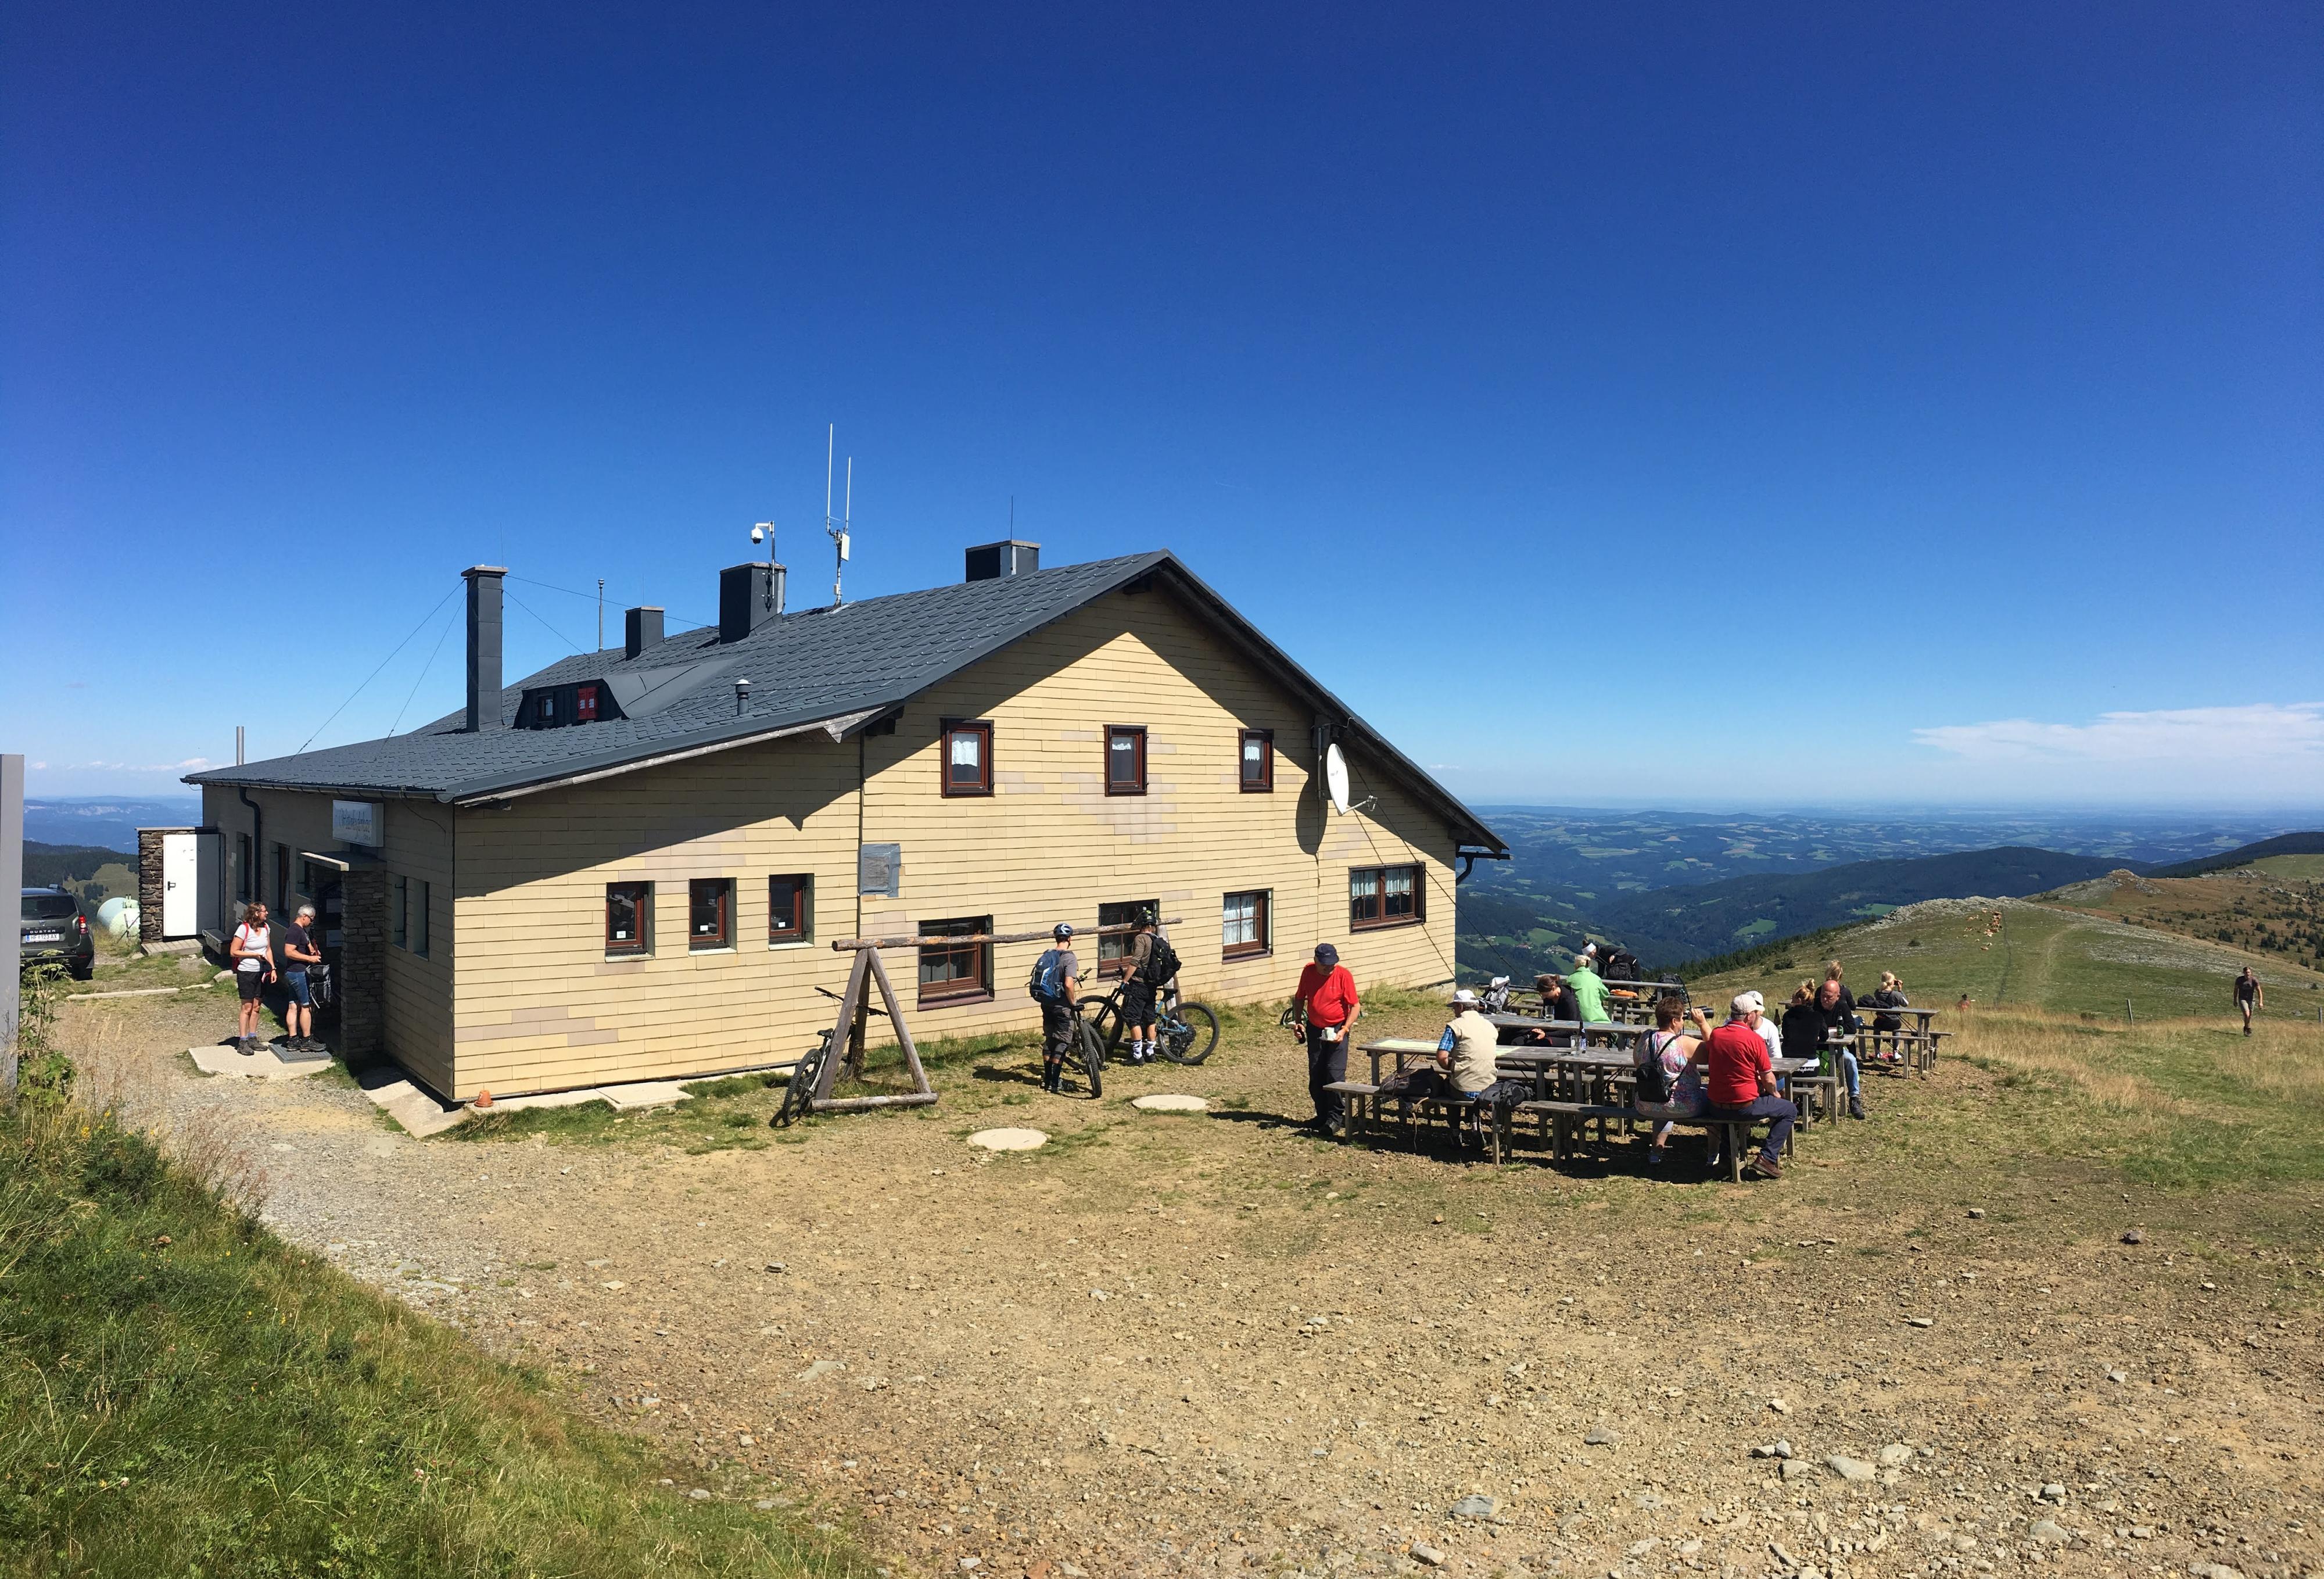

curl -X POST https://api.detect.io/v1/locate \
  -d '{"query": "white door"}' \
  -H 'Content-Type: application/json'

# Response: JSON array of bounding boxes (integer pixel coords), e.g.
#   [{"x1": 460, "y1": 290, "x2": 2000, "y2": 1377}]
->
[
  {"x1": 162, "y1": 833, "x2": 196, "y2": 937},
  {"x1": 195, "y1": 832, "x2": 221, "y2": 937}
]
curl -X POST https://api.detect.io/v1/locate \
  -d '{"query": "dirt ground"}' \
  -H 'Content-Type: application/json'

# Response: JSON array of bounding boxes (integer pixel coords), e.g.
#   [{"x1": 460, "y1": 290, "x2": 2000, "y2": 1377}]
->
[{"x1": 63, "y1": 984, "x2": 2324, "y2": 1579}]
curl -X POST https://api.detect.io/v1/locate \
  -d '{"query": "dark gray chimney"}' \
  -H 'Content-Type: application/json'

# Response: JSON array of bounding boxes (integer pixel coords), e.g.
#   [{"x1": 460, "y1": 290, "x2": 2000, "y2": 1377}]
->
[
  {"x1": 463, "y1": 566, "x2": 507, "y2": 731},
  {"x1": 623, "y1": 605, "x2": 664, "y2": 660},
  {"x1": 965, "y1": 540, "x2": 1041, "y2": 582},
  {"x1": 719, "y1": 563, "x2": 781, "y2": 643}
]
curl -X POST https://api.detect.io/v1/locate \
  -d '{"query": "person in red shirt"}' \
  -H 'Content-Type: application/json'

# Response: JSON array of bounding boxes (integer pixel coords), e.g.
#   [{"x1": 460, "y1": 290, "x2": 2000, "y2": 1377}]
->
[
  {"x1": 1702, "y1": 989, "x2": 1796, "y2": 1180},
  {"x1": 1290, "y1": 943, "x2": 1361, "y2": 1136}
]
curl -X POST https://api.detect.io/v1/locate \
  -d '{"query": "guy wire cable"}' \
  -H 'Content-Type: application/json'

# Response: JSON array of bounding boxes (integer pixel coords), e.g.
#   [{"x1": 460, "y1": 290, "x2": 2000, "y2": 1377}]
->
[{"x1": 296, "y1": 586, "x2": 458, "y2": 752}]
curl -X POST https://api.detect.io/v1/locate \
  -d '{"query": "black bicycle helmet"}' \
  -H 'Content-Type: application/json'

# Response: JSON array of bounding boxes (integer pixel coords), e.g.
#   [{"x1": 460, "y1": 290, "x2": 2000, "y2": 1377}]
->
[{"x1": 1053, "y1": 923, "x2": 1074, "y2": 940}]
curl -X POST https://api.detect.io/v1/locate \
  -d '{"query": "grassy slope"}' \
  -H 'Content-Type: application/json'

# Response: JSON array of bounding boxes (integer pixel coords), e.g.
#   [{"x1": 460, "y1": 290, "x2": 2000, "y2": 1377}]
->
[{"x1": 0, "y1": 1104, "x2": 870, "y2": 1578}]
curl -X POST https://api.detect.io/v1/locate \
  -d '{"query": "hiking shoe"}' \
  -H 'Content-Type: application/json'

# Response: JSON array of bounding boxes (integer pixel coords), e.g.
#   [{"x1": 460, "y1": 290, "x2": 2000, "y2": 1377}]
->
[
  {"x1": 1849, "y1": 1097, "x2": 1867, "y2": 1120},
  {"x1": 1745, "y1": 1153, "x2": 1783, "y2": 1181},
  {"x1": 1645, "y1": 1147, "x2": 1664, "y2": 1168}
]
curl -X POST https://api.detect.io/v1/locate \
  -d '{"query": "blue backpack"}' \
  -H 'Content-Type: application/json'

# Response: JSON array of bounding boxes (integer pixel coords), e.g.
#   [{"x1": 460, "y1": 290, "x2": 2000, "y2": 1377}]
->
[{"x1": 1028, "y1": 948, "x2": 1071, "y2": 1007}]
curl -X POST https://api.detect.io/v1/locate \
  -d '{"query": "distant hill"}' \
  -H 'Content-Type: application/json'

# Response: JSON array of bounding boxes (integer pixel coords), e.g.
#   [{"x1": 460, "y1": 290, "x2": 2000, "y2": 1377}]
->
[
  {"x1": 1588, "y1": 846, "x2": 2140, "y2": 968},
  {"x1": 19, "y1": 842, "x2": 130, "y2": 889},
  {"x1": 23, "y1": 796, "x2": 202, "y2": 854},
  {"x1": 1683, "y1": 894, "x2": 2324, "y2": 1022},
  {"x1": 2147, "y1": 832, "x2": 2324, "y2": 879}
]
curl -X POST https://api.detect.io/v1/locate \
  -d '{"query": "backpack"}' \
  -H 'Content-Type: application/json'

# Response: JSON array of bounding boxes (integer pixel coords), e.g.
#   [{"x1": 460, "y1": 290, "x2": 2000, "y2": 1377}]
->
[
  {"x1": 1138, "y1": 934, "x2": 1181, "y2": 986},
  {"x1": 1633, "y1": 1030, "x2": 1681, "y2": 1104},
  {"x1": 1028, "y1": 948, "x2": 1070, "y2": 1006}
]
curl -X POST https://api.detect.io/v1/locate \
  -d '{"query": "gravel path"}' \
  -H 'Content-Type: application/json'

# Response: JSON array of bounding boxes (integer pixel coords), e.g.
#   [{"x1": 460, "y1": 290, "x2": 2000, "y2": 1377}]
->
[{"x1": 71, "y1": 991, "x2": 2324, "y2": 1579}]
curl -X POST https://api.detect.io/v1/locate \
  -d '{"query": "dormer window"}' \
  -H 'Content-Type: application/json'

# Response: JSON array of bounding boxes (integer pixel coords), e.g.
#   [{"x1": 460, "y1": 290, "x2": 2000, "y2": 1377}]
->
[
  {"x1": 577, "y1": 685, "x2": 599, "y2": 722},
  {"x1": 536, "y1": 694, "x2": 555, "y2": 725}
]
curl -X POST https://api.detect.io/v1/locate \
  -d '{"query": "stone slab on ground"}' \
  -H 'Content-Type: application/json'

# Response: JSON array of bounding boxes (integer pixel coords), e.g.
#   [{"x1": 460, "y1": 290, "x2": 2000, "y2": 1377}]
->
[
  {"x1": 1130, "y1": 1094, "x2": 1209, "y2": 1112},
  {"x1": 189, "y1": 1043, "x2": 333, "y2": 1082},
  {"x1": 597, "y1": 1081, "x2": 696, "y2": 1112},
  {"x1": 967, "y1": 1127, "x2": 1049, "y2": 1151},
  {"x1": 358, "y1": 1070, "x2": 469, "y2": 1138}
]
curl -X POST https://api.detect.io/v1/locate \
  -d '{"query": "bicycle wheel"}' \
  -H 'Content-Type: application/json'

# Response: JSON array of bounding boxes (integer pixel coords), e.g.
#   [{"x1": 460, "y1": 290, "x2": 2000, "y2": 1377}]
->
[
  {"x1": 1087, "y1": 994, "x2": 1121, "y2": 1064},
  {"x1": 772, "y1": 1034, "x2": 830, "y2": 1127},
  {"x1": 1159, "y1": 1002, "x2": 1220, "y2": 1065},
  {"x1": 1074, "y1": 1018, "x2": 1105, "y2": 1099}
]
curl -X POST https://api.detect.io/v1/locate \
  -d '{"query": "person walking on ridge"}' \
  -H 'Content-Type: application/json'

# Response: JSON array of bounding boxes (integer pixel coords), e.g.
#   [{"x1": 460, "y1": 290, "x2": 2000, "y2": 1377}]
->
[
  {"x1": 1290, "y1": 944, "x2": 1361, "y2": 1137},
  {"x1": 2235, "y1": 966, "x2": 2263, "y2": 1036}
]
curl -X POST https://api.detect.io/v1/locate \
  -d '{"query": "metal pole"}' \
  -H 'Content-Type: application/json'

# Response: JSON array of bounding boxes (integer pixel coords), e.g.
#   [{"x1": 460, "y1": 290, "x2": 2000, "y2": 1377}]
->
[
  {"x1": 1, "y1": 753, "x2": 23, "y2": 1098},
  {"x1": 2125, "y1": 998, "x2": 2133, "y2": 1026},
  {"x1": 597, "y1": 579, "x2": 605, "y2": 651}
]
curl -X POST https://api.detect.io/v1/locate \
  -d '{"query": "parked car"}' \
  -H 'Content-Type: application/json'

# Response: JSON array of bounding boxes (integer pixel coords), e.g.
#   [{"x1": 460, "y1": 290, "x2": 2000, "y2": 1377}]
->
[{"x1": 19, "y1": 887, "x2": 95, "y2": 981}]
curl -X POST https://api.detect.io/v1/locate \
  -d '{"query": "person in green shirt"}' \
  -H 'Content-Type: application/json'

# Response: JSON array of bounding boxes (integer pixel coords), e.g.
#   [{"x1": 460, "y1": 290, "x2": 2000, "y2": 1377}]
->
[{"x1": 1567, "y1": 951, "x2": 1612, "y2": 1024}]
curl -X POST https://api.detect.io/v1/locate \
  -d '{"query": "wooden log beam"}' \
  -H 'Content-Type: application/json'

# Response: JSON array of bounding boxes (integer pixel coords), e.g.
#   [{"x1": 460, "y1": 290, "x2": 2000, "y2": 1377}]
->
[
  {"x1": 810, "y1": 1092, "x2": 942, "y2": 1112},
  {"x1": 831, "y1": 918, "x2": 1184, "y2": 951}
]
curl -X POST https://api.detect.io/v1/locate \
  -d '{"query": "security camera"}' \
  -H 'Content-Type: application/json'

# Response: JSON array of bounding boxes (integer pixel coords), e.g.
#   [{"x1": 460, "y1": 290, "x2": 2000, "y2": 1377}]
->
[{"x1": 750, "y1": 525, "x2": 765, "y2": 545}]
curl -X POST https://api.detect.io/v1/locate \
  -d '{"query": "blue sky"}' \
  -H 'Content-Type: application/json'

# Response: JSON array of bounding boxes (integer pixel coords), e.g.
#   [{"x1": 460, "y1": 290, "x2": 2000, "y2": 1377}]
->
[{"x1": 4, "y1": 2, "x2": 2319, "y2": 808}]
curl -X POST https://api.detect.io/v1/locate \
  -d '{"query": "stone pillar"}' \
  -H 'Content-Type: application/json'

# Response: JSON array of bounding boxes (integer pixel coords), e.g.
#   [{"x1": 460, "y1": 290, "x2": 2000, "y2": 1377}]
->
[
  {"x1": 339, "y1": 867, "x2": 389, "y2": 1059},
  {"x1": 136, "y1": 828, "x2": 181, "y2": 944}
]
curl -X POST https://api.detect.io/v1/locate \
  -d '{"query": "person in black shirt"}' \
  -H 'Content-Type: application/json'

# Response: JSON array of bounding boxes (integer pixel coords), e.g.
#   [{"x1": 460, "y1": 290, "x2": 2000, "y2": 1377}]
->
[{"x1": 281, "y1": 903, "x2": 324, "y2": 1053}]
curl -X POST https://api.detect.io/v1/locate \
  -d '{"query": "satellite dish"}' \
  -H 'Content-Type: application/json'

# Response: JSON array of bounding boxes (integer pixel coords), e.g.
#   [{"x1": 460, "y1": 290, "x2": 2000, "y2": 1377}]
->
[{"x1": 1324, "y1": 742, "x2": 1351, "y2": 815}]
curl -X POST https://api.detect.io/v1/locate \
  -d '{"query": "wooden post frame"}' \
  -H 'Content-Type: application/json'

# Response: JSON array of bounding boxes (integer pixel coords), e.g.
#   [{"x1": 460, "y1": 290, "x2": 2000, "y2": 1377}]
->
[
  {"x1": 810, "y1": 945, "x2": 939, "y2": 1114},
  {"x1": 802, "y1": 917, "x2": 1185, "y2": 1117}
]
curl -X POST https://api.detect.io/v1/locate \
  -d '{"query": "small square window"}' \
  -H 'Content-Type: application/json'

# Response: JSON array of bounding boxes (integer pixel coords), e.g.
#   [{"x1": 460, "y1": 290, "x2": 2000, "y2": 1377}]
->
[
  {"x1": 1350, "y1": 864, "x2": 1423, "y2": 930},
  {"x1": 689, "y1": 879, "x2": 733, "y2": 951},
  {"x1": 941, "y1": 719, "x2": 993, "y2": 796},
  {"x1": 1239, "y1": 729, "x2": 1274, "y2": 792},
  {"x1": 1106, "y1": 726, "x2": 1147, "y2": 796},
  {"x1": 1223, "y1": 890, "x2": 1271, "y2": 958},
  {"x1": 917, "y1": 915, "x2": 994, "y2": 1006},
  {"x1": 768, "y1": 875, "x2": 812, "y2": 944},
  {"x1": 605, "y1": 882, "x2": 650, "y2": 956},
  {"x1": 577, "y1": 685, "x2": 599, "y2": 722},
  {"x1": 1098, "y1": 899, "x2": 1158, "y2": 977}
]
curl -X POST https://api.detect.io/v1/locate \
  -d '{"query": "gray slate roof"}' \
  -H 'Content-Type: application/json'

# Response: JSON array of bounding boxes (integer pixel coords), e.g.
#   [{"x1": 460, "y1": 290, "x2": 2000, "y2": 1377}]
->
[{"x1": 188, "y1": 550, "x2": 1505, "y2": 853}]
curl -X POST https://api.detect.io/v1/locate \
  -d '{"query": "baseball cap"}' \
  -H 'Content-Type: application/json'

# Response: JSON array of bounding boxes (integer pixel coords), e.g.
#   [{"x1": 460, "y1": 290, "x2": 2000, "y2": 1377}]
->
[
  {"x1": 1730, "y1": 990, "x2": 1764, "y2": 1016},
  {"x1": 1314, "y1": 943, "x2": 1339, "y2": 967}
]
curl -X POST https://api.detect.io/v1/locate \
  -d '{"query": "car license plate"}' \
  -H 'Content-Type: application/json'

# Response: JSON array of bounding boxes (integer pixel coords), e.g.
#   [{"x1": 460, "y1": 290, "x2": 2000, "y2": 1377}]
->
[{"x1": 23, "y1": 931, "x2": 60, "y2": 943}]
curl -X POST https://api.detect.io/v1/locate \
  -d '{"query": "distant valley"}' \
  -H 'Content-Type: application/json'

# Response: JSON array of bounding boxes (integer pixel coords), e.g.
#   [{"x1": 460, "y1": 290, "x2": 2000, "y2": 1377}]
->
[{"x1": 1457, "y1": 807, "x2": 2321, "y2": 976}]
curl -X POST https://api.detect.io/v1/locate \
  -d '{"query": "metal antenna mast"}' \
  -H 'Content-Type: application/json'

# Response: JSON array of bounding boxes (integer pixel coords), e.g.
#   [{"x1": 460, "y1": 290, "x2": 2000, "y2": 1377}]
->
[{"x1": 824, "y1": 423, "x2": 852, "y2": 607}]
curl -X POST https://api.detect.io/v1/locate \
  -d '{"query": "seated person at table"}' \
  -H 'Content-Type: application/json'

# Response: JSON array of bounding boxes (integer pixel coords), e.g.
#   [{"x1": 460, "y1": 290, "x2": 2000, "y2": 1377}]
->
[
  {"x1": 1525, "y1": 974, "x2": 1581, "y2": 1040},
  {"x1": 1705, "y1": 991, "x2": 1796, "y2": 1181},
  {"x1": 1566, "y1": 953, "x2": 1613, "y2": 1024},
  {"x1": 1808, "y1": 975, "x2": 1865, "y2": 1119},
  {"x1": 1633, "y1": 996, "x2": 1709, "y2": 1168},
  {"x1": 1380, "y1": 989, "x2": 1516, "y2": 1133},
  {"x1": 1778, "y1": 983, "x2": 1826, "y2": 1117},
  {"x1": 1859, "y1": 972, "x2": 1909, "y2": 1065}
]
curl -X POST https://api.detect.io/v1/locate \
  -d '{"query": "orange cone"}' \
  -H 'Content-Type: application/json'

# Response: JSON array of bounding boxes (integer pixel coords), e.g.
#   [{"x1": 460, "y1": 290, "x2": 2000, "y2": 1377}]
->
[{"x1": 475, "y1": 1089, "x2": 494, "y2": 1108}]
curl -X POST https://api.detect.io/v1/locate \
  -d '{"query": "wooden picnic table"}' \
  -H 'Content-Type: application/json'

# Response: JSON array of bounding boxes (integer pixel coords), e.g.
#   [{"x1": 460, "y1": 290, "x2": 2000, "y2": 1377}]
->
[{"x1": 1486, "y1": 1014, "x2": 1654, "y2": 1046}]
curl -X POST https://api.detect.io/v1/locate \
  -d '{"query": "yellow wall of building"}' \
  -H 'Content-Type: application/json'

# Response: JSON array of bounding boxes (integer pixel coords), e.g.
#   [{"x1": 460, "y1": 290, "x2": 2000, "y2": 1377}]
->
[{"x1": 440, "y1": 582, "x2": 1460, "y2": 1097}]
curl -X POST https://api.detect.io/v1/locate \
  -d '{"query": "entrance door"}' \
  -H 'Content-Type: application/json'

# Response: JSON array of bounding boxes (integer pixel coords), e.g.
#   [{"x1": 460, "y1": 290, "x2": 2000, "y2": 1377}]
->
[{"x1": 162, "y1": 833, "x2": 196, "y2": 937}]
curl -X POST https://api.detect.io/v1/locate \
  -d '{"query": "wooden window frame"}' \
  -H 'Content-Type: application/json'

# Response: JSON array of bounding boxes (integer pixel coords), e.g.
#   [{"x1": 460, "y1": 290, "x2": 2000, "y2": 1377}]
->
[
  {"x1": 688, "y1": 878, "x2": 734, "y2": 952},
  {"x1": 1349, "y1": 864, "x2": 1425, "y2": 932},
  {"x1": 1222, "y1": 889, "x2": 1271, "y2": 959},
  {"x1": 412, "y1": 879, "x2": 431, "y2": 958},
  {"x1": 767, "y1": 874, "x2": 812, "y2": 946},
  {"x1": 1239, "y1": 729, "x2": 1274, "y2": 793},
  {"x1": 940, "y1": 719, "x2": 994, "y2": 797},
  {"x1": 605, "y1": 881, "x2": 651, "y2": 957},
  {"x1": 1096, "y1": 898, "x2": 1157, "y2": 978},
  {"x1": 917, "y1": 915, "x2": 994, "y2": 1007},
  {"x1": 1105, "y1": 725, "x2": 1148, "y2": 797},
  {"x1": 536, "y1": 694, "x2": 556, "y2": 725}
]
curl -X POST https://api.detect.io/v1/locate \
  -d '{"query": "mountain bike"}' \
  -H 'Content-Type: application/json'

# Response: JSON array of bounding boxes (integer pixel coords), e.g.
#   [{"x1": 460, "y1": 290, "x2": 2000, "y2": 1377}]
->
[
  {"x1": 772, "y1": 1027, "x2": 833, "y2": 1127},
  {"x1": 1082, "y1": 972, "x2": 1220, "y2": 1066}
]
